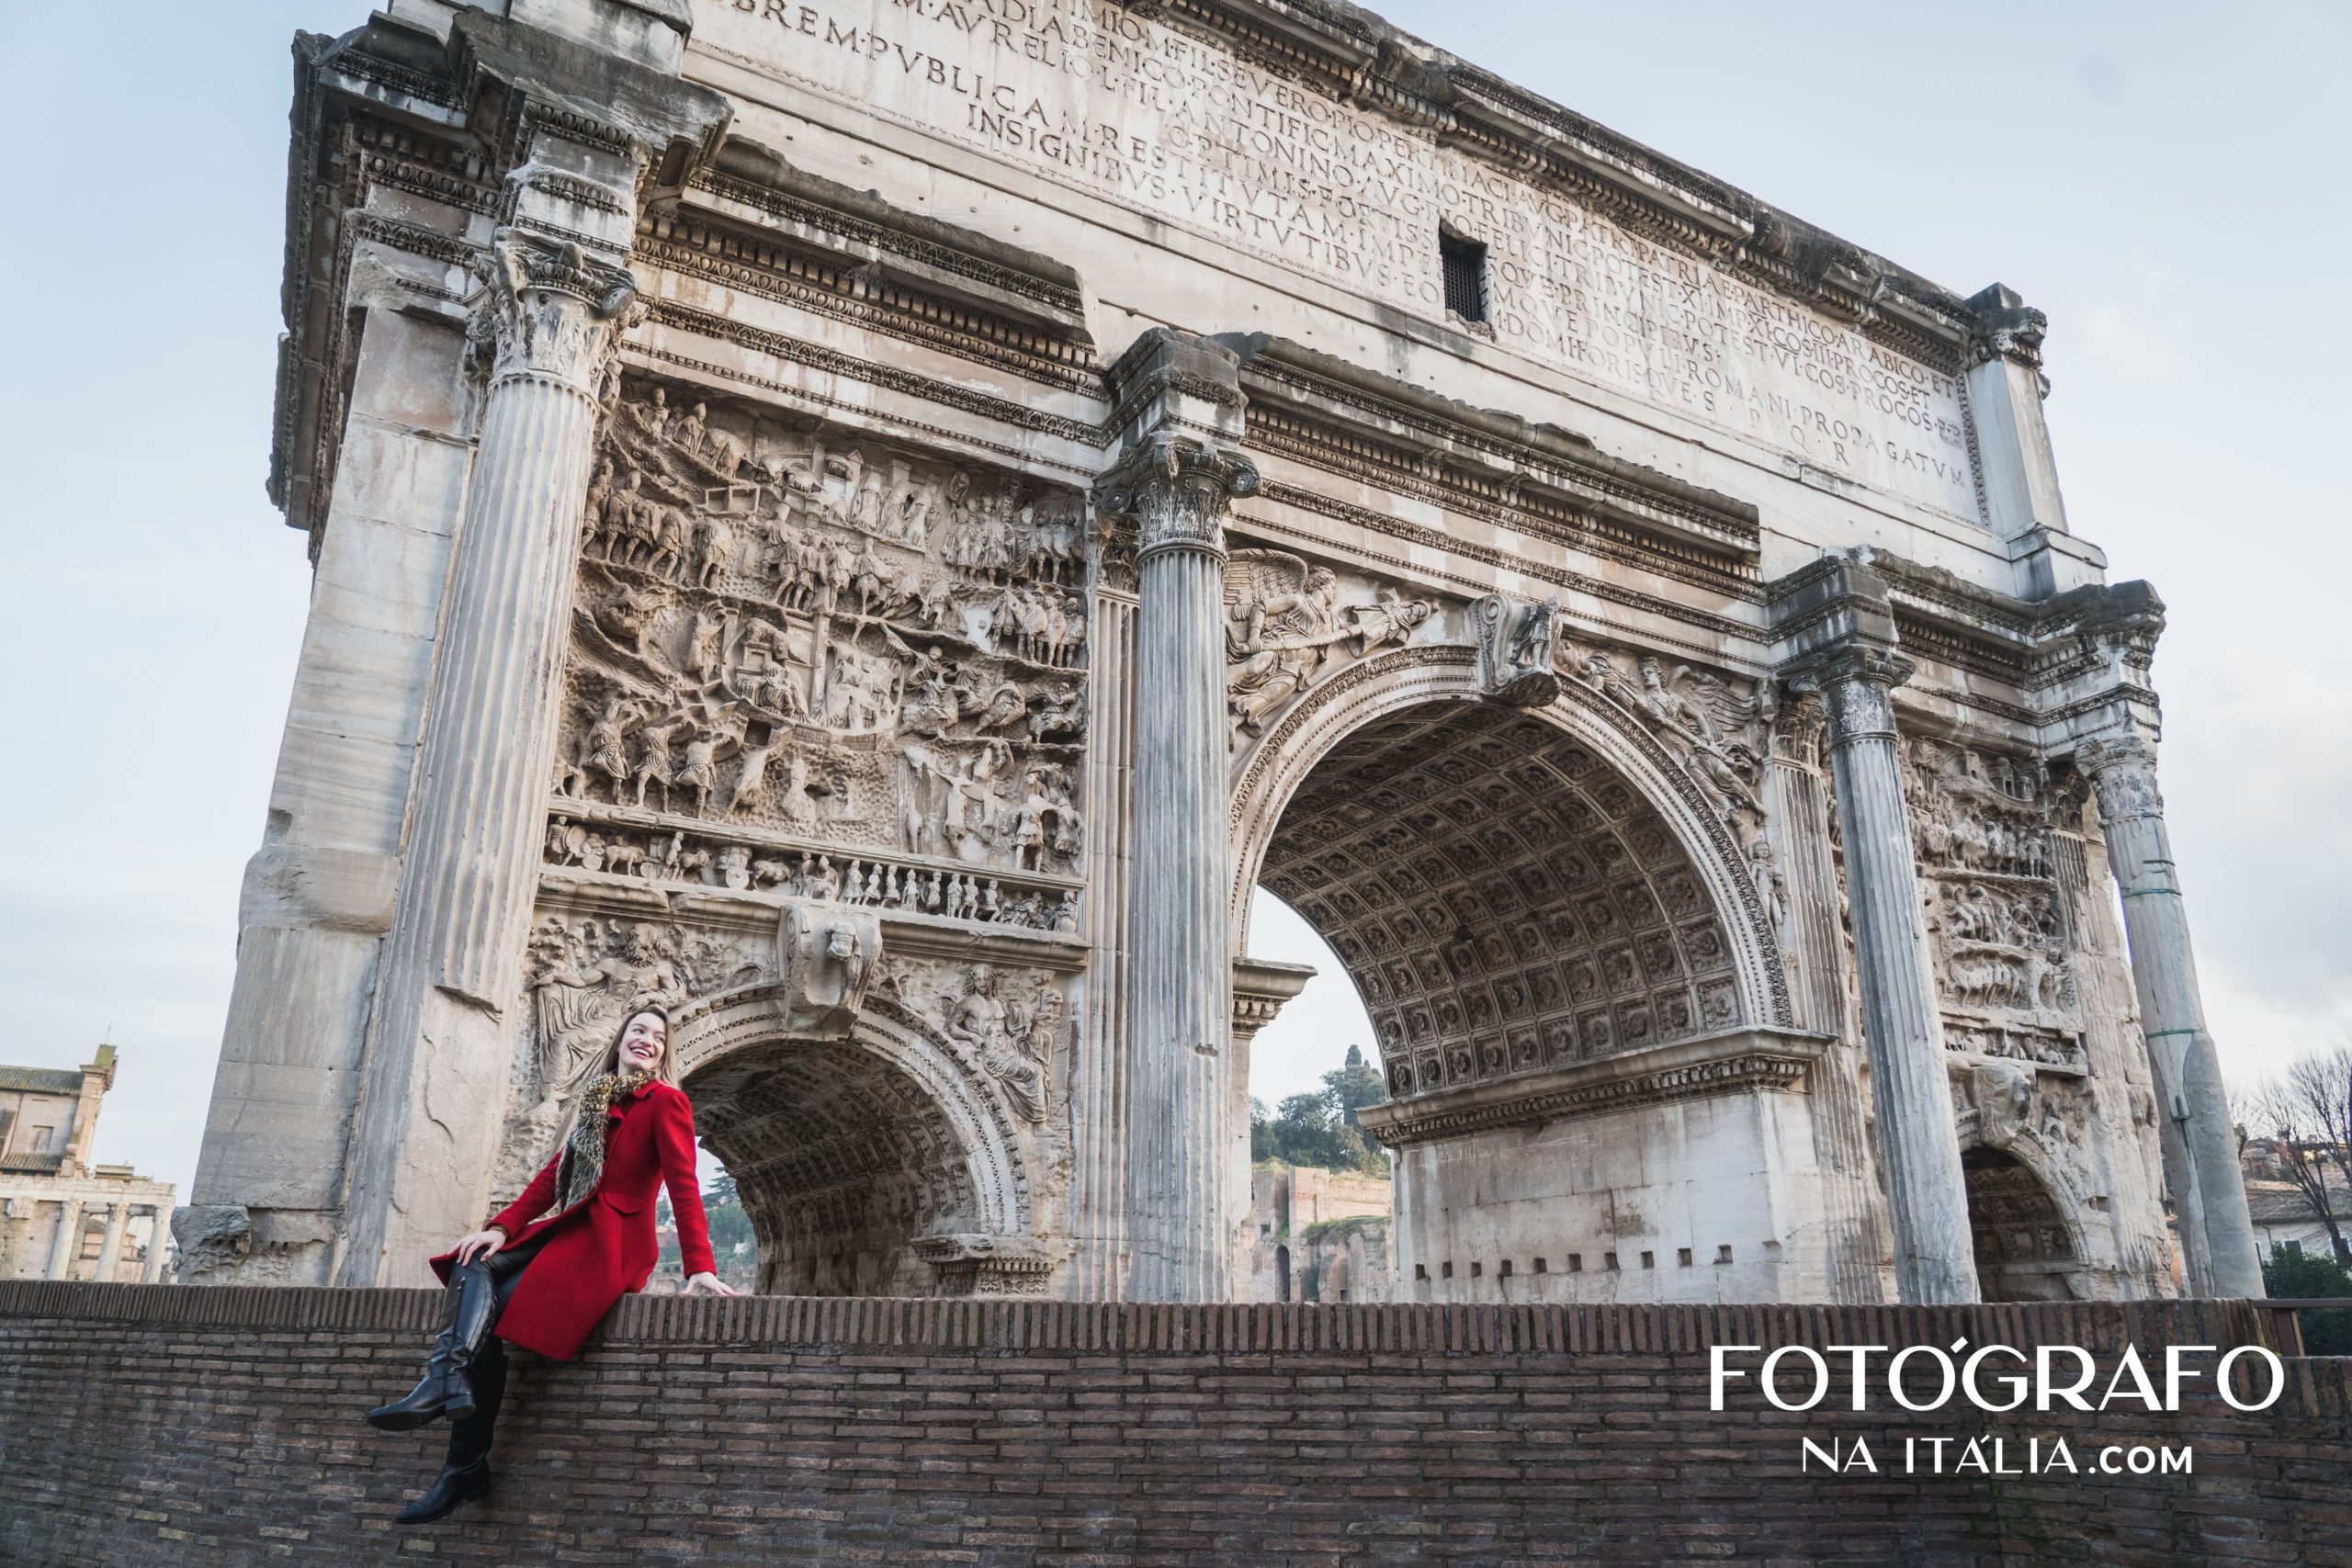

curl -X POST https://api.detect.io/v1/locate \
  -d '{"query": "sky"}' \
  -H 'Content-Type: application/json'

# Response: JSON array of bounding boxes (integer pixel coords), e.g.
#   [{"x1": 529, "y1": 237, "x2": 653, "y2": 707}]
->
[{"x1": 0, "y1": 4, "x2": 2345, "y2": 1206}]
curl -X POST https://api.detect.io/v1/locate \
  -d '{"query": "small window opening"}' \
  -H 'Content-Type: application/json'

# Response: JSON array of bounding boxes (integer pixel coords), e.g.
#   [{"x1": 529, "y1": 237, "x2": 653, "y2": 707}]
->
[
  {"x1": 1677, "y1": 1247, "x2": 1693, "y2": 1268},
  {"x1": 1640, "y1": 1250, "x2": 1657, "y2": 1270},
  {"x1": 1415, "y1": 1262, "x2": 1429, "y2": 1280},
  {"x1": 1603, "y1": 1251, "x2": 1620, "y2": 1272},
  {"x1": 1469, "y1": 1260, "x2": 1483, "y2": 1278},
  {"x1": 1498, "y1": 1259, "x2": 1513, "y2": 1279},
  {"x1": 1441, "y1": 229, "x2": 1488, "y2": 322},
  {"x1": 1533, "y1": 1258, "x2": 1548, "y2": 1275},
  {"x1": 1566, "y1": 1253, "x2": 1584, "y2": 1273},
  {"x1": 1715, "y1": 1245, "x2": 1734, "y2": 1265},
  {"x1": 1442, "y1": 1260, "x2": 1454, "y2": 1279}
]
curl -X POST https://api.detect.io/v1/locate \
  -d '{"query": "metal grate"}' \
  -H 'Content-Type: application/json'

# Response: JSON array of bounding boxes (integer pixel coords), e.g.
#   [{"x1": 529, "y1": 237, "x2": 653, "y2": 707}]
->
[{"x1": 1440, "y1": 231, "x2": 1487, "y2": 321}]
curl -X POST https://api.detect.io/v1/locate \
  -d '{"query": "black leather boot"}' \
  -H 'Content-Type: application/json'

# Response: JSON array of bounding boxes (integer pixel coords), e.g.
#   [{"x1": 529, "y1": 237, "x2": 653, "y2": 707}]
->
[
  {"x1": 394, "y1": 1332, "x2": 509, "y2": 1526},
  {"x1": 392, "y1": 1457, "x2": 491, "y2": 1524},
  {"x1": 366, "y1": 1259, "x2": 498, "y2": 1431}
]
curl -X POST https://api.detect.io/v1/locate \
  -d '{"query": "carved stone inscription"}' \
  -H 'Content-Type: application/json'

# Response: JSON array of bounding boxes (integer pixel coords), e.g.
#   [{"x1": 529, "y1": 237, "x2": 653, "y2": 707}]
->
[{"x1": 697, "y1": 0, "x2": 1976, "y2": 517}]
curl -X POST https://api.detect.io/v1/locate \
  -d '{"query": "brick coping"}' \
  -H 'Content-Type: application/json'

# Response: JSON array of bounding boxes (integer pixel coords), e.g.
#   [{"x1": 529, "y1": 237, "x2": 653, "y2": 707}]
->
[{"x1": 0, "y1": 1280, "x2": 2286, "y2": 1355}]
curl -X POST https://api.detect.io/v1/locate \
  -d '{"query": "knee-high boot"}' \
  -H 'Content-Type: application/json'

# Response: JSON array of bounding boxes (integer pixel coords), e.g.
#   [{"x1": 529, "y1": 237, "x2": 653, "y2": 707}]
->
[
  {"x1": 366, "y1": 1259, "x2": 499, "y2": 1431},
  {"x1": 395, "y1": 1336, "x2": 506, "y2": 1524}
]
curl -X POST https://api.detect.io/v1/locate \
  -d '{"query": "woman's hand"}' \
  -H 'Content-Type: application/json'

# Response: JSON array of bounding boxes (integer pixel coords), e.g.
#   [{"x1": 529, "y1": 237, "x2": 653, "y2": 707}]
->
[
  {"x1": 452, "y1": 1228, "x2": 507, "y2": 1266},
  {"x1": 683, "y1": 1270, "x2": 740, "y2": 1296}
]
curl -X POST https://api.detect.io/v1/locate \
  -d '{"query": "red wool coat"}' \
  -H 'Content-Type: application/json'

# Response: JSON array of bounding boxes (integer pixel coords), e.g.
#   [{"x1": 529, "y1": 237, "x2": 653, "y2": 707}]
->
[{"x1": 432, "y1": 1078, "x2": 716, "y2": 1361}]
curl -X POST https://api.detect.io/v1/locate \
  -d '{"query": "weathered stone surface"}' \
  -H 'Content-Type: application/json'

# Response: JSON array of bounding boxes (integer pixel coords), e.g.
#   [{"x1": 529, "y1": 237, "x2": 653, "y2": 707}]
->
[{"x1": 185, "y1": 0, "x2": 2258, "y2": 1305}]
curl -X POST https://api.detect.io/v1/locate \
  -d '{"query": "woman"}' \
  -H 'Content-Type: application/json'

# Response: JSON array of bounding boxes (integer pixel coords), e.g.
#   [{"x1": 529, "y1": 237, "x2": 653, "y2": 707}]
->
[{"x1": 364, "y1": 1006, "x2": 738, "y2": 1524}]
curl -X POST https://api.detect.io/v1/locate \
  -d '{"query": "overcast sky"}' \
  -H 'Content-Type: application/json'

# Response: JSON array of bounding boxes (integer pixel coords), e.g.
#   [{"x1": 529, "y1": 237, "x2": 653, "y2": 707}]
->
[{"x1": 1, "y1": 4, "x2": 2344, "y2": 1205}]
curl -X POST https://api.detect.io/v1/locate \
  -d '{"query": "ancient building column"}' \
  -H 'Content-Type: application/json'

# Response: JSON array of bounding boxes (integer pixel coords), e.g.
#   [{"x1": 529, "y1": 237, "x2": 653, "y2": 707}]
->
[
  {"x1": 1094, "y1": 391, "x2": 1258, "y2": 1303},
  {"x1": 1758, "y1": 691, "x2": 1890, "y2": 1301},
  {"x1": 1806, "y1": 649, "x2": 1979, "y2": 1303},
  {"x1": 141, "y1": 1209, "x2": 170, "y2": 1282},
  {"x1": 2078, "y1": 734, "x2": 2264, "y2": 1298},
  {"x1": 95, "y1": 1203, "x2": 128, "y2": 1282},
  {"x1": 333, "y1": 235, "x2": 639, "y2": 1287},
  {"x1": 45, "y1": 1199, "x2": 83, "y2": 1281}
]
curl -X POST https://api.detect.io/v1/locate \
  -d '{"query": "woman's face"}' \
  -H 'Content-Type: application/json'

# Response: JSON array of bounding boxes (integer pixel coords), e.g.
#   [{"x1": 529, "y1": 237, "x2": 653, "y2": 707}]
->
[{"x1": 616, "y1": 1011, "x2": 667, "y2": 1076}]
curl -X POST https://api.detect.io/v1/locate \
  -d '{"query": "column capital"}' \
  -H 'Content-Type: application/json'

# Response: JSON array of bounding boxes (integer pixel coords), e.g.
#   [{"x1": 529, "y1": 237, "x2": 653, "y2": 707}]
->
[
  {"x1": 1963, "y1": 283, "x2": 2049, "y2": 372},
  {"x1": 467, "y1": 230, "x2": 642, "y2": 395},
  {"x1": 2076, "y1": 732, "x2": 2165, "y2": 824},
  {"x1": 1091, "y1": 433, "x2": 1260, "y2": 561},
  {"x1": 1784, "y1": 644, "x2": 1915, "y2": 747}
]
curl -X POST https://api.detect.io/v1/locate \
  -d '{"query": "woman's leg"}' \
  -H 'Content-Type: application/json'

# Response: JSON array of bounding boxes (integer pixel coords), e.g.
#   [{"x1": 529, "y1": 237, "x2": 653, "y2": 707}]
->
[{"x1": 390, "y1": 1233, "x2": 548, "y2": 1525}]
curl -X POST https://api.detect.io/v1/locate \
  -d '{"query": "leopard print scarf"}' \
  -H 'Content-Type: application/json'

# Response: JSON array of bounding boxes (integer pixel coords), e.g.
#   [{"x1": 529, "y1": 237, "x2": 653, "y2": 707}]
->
[{"x1": 551, "y1": 1071, "x2": 645, "y2": 1216}]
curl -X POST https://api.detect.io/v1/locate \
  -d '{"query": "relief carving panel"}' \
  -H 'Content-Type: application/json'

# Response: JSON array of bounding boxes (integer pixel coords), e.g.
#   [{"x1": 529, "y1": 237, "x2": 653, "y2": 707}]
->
[{"x1": 548, "y1": 381, "x2": 1093, "y2": 932}]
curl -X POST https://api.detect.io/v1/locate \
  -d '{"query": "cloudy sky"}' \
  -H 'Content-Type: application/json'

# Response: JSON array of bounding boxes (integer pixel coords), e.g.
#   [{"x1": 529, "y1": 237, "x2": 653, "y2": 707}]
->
[{"x1": 1, "y1": 4, "x2": 2344, "y2": 1205}]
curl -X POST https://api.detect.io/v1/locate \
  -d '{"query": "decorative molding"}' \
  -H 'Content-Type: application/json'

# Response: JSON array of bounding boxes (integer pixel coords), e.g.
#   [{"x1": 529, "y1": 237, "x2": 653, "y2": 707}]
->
[
  {"x1": 637, "y1": 214, "x2": 1100, "y2": 394},
  {"x1": 1358, "y1": 1030, "x2": 1823, "y2": 1147},
  {"x1": 639, "y1": 299, "x2": 1107, "y2": 452}
]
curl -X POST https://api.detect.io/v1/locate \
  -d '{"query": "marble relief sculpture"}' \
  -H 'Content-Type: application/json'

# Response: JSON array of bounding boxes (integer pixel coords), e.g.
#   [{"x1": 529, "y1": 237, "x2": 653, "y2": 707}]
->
[{"x1": 182, "y1": 3, "x2": 2254, "y2": 1317}]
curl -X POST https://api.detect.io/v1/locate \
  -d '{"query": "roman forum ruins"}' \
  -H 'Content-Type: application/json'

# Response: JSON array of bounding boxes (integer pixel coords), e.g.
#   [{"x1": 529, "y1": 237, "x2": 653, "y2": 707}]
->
[{"x1": 175, "y1": 0, "x2": 2262, "y2": 1307}]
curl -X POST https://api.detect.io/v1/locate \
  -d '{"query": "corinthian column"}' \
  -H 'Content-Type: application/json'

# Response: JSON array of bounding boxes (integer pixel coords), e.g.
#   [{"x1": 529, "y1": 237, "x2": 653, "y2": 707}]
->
[
  {"x1": 2078, "y1": 734, "x2": 2263, "y2": 1298},
  {"x1": 1806, "y1": 648, "x2": 1979, "y2": 1303},
  {"x1": 1095, "y1": 423, "x2": 1258, "y2": 1303},
  {"x1": 334, "y1": 234, "x2": 639, "y2": 1287},
  {"x1": 45, "y1": 1199, "x2": 83, "y2": 1281}
]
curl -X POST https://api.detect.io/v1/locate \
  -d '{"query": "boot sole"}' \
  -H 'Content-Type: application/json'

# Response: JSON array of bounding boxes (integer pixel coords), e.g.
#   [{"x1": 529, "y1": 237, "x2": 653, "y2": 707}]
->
[
  {"x1": 365, "y1": 1399, "x2": 472, "y2": 1433},
  {"x1": 395, "y1": 1484, "x2": 490, "y2": 1526}
]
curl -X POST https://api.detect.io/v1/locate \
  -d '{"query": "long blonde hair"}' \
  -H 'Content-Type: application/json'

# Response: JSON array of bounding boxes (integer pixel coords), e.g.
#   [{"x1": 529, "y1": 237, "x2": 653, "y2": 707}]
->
[{"x1": 546, "y1": 1005, "x2": 677, "y2": 1162}]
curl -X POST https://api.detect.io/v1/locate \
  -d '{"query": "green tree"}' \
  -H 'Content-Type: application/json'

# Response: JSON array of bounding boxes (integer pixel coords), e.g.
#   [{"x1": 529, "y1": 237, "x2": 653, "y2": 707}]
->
[
  {"x1": 1250, "y1": 1046, "x2": 1389, "y2": 1177},
  {"x1": 2263, "y1": 1245, "x2": 2352, "y2": 1356},
  {"x1": 656, "y1": 1170, "x2": 760, "y2": 1289}
]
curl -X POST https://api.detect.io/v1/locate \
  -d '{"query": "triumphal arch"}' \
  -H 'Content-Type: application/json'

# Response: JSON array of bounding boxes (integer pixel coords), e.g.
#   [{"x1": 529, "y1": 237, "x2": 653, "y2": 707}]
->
[{"x1": 178, "y1": 0, "x2": 2262, "y2": 1307}]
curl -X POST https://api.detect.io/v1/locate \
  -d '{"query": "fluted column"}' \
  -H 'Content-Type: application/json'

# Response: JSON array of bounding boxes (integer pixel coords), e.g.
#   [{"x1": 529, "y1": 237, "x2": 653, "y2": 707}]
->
[
  {"x1": 45, "y1": 1199, "x2": 82, "y2": 1280},
  {"x1": 1807, "y1": 649, "x2": 1979, "y2": 1303},
  {"x1": 95, "y1": 1203, "x2": 128, "y2": 1282},
  {"x1": 141, "y1": 1208, "x2": 171, "y2": 1281},
  {"x1": 334, "y1": 233, "x2": 639, "y2": 1286},
  {"x1": 1096, "y1": 433, "x2": 1258, "y2": 1302},
  {"x1": 1759, "y1": 691, "x2": 1890, "y2": 1300},
  {"x1": 2079, "y1": 735, "x2": 2263, "y2": 1298}
]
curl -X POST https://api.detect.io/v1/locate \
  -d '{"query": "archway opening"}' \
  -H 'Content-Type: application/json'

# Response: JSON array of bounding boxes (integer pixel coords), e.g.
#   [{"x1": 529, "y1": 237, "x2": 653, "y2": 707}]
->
[
  {"x1": 1257, "y1": 700, "x2": 1747, "y2": 1100},
  {"x1": 684, "y1": 1039, "x2": 982, "y2": 1296},
  {"x1": 1962, "y1": 1145, "x2": 2080, "y2": 1302}
]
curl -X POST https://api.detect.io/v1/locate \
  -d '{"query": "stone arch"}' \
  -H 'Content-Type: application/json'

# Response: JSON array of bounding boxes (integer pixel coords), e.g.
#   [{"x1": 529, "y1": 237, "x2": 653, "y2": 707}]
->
[
  {"x1": 1229, "y1": 644, "x2": 1792, "y2": 1099},
  {"x1": 669, "y1": 986, "x2": 1032, "y2": 1295},
  {"x1": 1955, "y1": 1121, "x2": 2092, "y2": 1303}
]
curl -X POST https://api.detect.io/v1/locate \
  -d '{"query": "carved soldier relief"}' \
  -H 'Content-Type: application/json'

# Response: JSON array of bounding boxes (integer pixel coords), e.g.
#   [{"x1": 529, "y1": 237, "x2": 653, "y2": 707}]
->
[{"x1": 548, "y1": 381, "x2": 1091, "y2": 932}]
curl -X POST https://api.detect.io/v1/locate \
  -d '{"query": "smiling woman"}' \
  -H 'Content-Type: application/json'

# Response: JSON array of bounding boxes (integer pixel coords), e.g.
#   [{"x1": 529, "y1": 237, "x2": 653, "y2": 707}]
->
[{"x1": 360, "y1": 1006, "x2": 737, "y2": 1525}]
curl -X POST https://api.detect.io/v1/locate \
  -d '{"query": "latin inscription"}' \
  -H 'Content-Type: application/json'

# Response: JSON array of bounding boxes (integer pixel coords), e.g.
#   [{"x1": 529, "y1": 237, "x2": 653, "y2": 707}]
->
[{"x1": 697, "y1": 0, "x2": 1979, "y2": 520}]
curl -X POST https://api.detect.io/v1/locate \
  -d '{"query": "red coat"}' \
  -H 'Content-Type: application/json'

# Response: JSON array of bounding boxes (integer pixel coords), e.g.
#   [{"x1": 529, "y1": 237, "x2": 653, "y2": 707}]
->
[{"x1": 432, "y1": 1078, "x2": 716, "y2": 1361}]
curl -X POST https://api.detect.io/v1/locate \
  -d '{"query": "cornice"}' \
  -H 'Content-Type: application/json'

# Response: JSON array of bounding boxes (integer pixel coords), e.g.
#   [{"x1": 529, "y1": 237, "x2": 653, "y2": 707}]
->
[
  {"x1": 635, "y1": 216, "x2": 1100, "y2": 395},
  {"x1": 1241, "y1": 409, "x2": 1758, "y2": 602},
  {"x1": 639, "y1": 299, "x2": 1106, "y2": 453},
  {"x1": 692, "y1": 139, "x2": 1089, "y2": 330},
  {"x1": 1357, "y1": 1028, "x2": 1826, "y2": 1147},
  {"x1": 1247, "y1": 480, "x2": 1759, "y2": 645},
  {"x1": 1224, "y1": 334, "x2": 1759, "y2": 565}
]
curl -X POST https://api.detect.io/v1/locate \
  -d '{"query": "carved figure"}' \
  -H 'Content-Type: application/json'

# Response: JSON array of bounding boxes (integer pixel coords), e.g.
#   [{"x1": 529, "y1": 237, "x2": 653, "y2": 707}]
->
[
  {"x1": 775, "y1": 903, "x2": 879, "y2": 1040},
  {"x1": 1226, "y1": 551, "x2": 1430, "y2": 738},
  {"x1": 727, "y1": 729, "x2": 788, "y2": 817}
]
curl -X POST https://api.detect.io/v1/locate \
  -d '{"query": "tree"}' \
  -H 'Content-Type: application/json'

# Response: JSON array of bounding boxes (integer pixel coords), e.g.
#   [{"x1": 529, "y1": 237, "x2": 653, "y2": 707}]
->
[
  {"x1": 2249, "y1": 1043, "x2": 2352, "y2": 1265},
  {"x1": 2261, "y1": 1245, "x2": 2352, "y2": 1356},
  {"x1": 655, "y1": 1169, "x2": 759, "y2": 1288},
  {"x1": 1249, "y1": 1046, "x2": 1389, "y2": 1177}
]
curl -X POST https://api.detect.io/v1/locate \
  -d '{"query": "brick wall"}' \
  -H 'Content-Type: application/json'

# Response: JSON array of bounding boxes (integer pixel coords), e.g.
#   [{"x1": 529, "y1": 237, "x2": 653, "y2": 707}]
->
[{"x1": 1, "y1": 1283, "x2": 2346, "y2": 1566}]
